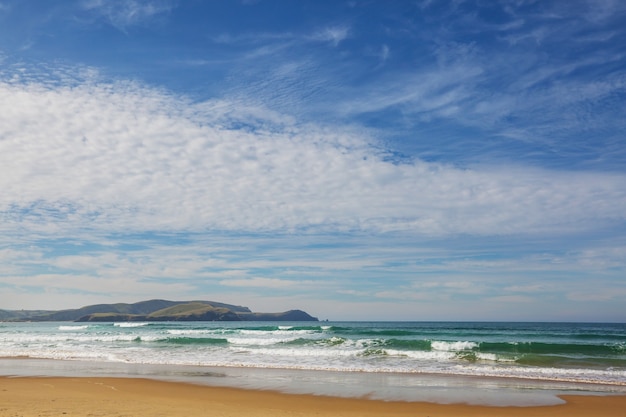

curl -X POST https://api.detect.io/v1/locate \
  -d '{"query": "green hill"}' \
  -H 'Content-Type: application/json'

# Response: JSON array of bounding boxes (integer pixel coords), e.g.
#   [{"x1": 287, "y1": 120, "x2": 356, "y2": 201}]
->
[{"x1": 0, "y1": 299, "x2": 317, "y2": 322}]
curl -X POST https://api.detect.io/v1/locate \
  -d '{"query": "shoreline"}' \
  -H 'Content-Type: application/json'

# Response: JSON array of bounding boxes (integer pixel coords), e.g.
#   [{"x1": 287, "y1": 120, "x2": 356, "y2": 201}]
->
[
  {"x1": 2, "y1": 357, "x2": 626, "y2": 407},
  {"x1": 1, "y1": 375, "x2": 626, "y2": 417}
]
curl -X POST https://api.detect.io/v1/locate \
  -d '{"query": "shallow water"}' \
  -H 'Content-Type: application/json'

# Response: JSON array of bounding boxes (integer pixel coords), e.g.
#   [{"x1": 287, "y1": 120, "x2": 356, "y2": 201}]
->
[{"x1": 1, "y1": 357, "x2": 624, "y2": 406}]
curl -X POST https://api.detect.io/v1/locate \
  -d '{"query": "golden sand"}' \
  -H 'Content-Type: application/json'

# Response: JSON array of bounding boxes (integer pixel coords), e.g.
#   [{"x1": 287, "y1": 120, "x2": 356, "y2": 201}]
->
[{"x1": 1, "y1": 376, "x2": 625, "y2": 417}]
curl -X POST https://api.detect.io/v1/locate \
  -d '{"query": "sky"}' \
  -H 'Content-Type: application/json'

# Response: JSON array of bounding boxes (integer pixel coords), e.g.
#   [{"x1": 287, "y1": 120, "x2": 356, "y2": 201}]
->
[{"x1": 0, "y1": 0, "x2": 625, "y2": 321}]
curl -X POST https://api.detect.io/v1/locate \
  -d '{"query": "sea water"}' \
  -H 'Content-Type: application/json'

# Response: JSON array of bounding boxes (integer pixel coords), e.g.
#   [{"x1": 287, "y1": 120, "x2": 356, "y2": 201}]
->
[{"x1": 1, "y1": 321, "x2": 625, "y2": 405}]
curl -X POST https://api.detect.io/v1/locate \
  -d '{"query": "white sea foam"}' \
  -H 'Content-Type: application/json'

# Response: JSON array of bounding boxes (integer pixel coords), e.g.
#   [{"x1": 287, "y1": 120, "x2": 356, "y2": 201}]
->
[
  {"x1": 167, "y1": 329, "x2": 214, "y2": 335},
  {"x1": 226, "y1": 336, "x2": 301, "y2": 346},
  {"x1": 387, "y1": 349, "x2": 456, "y2": 360},
  {"x1": 1, "y1": 321, "x2": 624, "y2": 388},
  {"x1": 322, "y1": 336, "x2": 346, "y2": 345},
  {"x1": 238, "y1": 329, "x2": 316, "y2": 336},
  {"x1": 475, "y1": 352, "x2": 502, "y2": 361},
  {"x1": 58, "y1": 325, "x2": 89, "y2": 331},
  {"x1": 431, "y1": 341, "x2": 478, "y2": 351}
]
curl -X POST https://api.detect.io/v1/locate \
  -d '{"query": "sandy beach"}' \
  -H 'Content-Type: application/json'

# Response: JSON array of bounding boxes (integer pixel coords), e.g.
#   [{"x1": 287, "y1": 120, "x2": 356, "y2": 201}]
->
[{"x1": 0, "y1": 376, "x2": 624, "y2": 417}]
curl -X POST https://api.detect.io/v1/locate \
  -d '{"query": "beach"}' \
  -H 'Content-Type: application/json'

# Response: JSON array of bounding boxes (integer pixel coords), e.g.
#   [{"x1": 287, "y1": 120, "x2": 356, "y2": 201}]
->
[{"x1": 1, "y1": 376, "x2": 625, "y2": 417}]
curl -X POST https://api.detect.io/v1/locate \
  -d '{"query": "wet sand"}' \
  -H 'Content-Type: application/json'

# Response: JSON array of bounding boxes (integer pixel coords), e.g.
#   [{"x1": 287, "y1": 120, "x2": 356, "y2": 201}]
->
[{"x1": 1, "y1": 376, "x2": 625, "y2": 417}]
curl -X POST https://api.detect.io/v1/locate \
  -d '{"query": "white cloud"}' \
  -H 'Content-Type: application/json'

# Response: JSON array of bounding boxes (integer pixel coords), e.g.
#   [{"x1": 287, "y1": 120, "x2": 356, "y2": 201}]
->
[
  {"x1": 374, "y1": 290, "x2": 433, "y2": 301},
  {"x1": 335, "y1": 62, "x2": 483, "y2": 118},
  {"x1": 219, "y1": 277, "x2": 313, "y2": 288},
  {"x1": 1, "y1": 75, "x2": 625, "y2": 240},
  {"x1": 81, "y1": 0, "x2": 173, "y2": 30},
  {"x1": 486, "y1": 295, "x2": 535, "y2": 303},
  {"x1": 567, "y1": 287, "x2": 626, "y2": 302},
  {"x1": 310, "y1": 26, "x2": 350, "y2": 46},
  {"x1": 380, "y1": 44, "x2": 390, "y2": 63},
  {"x1": 503, "y1": 284, "x2": 550, "y2": 294},
  {"x1": 582, "y1": 0, "x2": 626, "y2": 23}
]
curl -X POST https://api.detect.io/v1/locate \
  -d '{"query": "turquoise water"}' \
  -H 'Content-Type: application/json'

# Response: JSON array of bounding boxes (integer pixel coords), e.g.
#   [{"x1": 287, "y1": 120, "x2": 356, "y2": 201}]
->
[{"x1": 1, "y1": 321, "x2": 625, "y2": 404}]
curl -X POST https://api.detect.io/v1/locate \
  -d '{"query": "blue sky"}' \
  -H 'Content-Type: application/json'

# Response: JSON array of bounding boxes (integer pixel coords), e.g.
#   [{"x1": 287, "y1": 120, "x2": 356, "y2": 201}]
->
[{"x1": 0, "y1": 0, "x2": 625, "y2": 321}]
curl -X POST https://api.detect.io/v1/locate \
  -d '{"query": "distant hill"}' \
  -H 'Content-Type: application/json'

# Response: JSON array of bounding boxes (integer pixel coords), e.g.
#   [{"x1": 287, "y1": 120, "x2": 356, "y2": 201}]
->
[
  {"x1": 0, "y1": 309, "x2": 55, "y2": 321},
  {"x1": 0, "y1": 299, "x2": 318, "y2": 322}
]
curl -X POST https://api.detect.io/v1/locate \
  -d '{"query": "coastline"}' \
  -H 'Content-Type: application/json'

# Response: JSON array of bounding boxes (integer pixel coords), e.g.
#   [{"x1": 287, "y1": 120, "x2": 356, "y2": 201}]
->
[
  {"x1": 4, "y1": 357, "x2": 626, "y2": 407},
  {"x1": 2, "y1": 356, "x2": 626, "y2": 408},
  {"x1": 2, "y1": 375, "x2": 626, "y2": 417}
]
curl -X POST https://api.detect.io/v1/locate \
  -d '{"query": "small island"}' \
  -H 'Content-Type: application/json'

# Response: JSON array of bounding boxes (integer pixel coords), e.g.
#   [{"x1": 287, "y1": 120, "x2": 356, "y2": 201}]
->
[{"x1": 0, "y1": 299, "x2": 318, "y2": 322}]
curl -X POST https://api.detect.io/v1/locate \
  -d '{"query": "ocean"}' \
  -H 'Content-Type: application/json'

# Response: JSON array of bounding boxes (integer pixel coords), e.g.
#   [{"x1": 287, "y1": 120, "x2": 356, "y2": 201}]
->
[{"x1": 1, "y1": 321, "x2": 625, "y2": 405}]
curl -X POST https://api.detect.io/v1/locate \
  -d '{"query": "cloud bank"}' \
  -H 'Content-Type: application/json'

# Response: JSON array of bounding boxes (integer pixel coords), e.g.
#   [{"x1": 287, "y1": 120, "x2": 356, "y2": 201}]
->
[{"x1": 1, "y1": 73, "x2": 625, "y2": 240}]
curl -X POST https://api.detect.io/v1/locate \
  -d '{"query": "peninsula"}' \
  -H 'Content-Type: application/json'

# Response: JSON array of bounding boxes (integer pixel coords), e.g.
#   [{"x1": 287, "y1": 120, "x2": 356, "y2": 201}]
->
[{"x1": 0, "y1": 299, "x2": 318, "y2": 322}]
